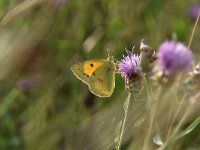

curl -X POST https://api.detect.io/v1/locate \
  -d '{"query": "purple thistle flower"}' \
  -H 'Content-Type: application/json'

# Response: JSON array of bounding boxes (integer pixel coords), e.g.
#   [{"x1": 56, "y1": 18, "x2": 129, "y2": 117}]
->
[
  {"x1": 118, "y1": 50, "x2": 142, "y2": 80},
  {"x1": 51, "y1": 0, "x2": 68, "y2": 9},
  {"x1": 16, "y1": 74, "x2": 43, "y2": 92},
  {"x1": 157, "y1": 41, "x2": 194, "y2": 76},
  {"x1": 188, "y1": 5, "x2": 200, "y2": 20}
]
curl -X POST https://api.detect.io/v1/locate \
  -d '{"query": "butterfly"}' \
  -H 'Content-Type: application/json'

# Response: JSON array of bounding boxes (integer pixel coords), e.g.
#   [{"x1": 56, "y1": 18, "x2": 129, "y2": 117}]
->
[{"x1": 71, "y1": 57, "x2": 116, "y2": 97}]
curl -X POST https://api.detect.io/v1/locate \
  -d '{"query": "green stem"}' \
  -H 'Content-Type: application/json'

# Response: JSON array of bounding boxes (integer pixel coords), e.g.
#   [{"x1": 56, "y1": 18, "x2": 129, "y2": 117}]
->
[
  {"x1": 116, "y1": 92, "x2": 131, "y2": 150},
  {"x1": 143, "y1": 86, "x2": 168, "y2": 150}
]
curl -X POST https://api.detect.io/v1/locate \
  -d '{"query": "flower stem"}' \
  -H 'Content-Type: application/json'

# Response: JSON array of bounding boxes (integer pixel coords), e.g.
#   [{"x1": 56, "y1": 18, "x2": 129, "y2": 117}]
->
[
  {"x1": 143, "y1": 85, "x2": 168, "y2": 150},
  {"x1": 116, "y1": 92, "x2": 131, "y2": 150},
  {"x1": 188, "y1": 10, "x2": 200, "y2": 49}
]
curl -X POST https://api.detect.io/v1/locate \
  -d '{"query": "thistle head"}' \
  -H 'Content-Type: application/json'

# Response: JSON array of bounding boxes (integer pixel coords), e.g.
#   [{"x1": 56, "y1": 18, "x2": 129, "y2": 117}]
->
[
  {"x1": 157, "y1": 41, "x2": 194, "y2": 76},
  {"x1": 188, "y1": 5, "x2": 200, "y2": 20},
  {"x1": 140, "y1": 40, "x2": 157, "y2": 73},
  {"x1": 118, "y1": 48, "x2": 143, "y2": 90},
  {"x1": 51, "y1": 0, "x2": 68, "y2": 9},
  {"x1": 140, "y1": 39, "x2": 154, "y2": 57}
]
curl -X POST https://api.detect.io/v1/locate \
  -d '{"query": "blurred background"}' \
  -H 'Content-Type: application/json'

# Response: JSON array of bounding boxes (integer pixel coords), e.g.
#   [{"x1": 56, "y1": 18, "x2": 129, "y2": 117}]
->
[{"x1": 0, "y1": 0, "x2": 199, "y2": 149}]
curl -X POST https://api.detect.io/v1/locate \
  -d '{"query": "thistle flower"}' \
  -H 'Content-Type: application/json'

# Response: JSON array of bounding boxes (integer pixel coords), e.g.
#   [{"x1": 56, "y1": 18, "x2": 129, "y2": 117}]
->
[
  {"x1": 188, "y1": 5, "x2": 200, "y2": 20},
  {"x1": 190, "y1": 63, "x2": 200, "y2": 83},
  {"x1": 16, "y1": 74, "x2": 43, "y2": 92},
  {"x1": 51, "y1": 0, "x2": 68, "y2": 9},
  {"x1": 140, "y1": 40, "x2": 154, "y2": 57},
  {"x1": 140, "y1": 40, "x2": 157, "y2": 73},
  {"x1": 157, "y1": 41, "x2": 194, "y2": 76},
  {"x1": 119, "y1": 50, "x2": 142, "y2": 79},
  {"x1": 118, "y1": 49, "x2": 143, "y2": 90}
]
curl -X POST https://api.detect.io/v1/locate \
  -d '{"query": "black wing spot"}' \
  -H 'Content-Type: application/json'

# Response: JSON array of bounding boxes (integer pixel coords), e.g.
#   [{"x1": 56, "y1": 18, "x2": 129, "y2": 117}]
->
[
  {"x1": 87, "y1": 75, "x2": 89, "y2": 77},
  {"x1": 90, "y1": 63, "x2": 94, "y2": 67}
]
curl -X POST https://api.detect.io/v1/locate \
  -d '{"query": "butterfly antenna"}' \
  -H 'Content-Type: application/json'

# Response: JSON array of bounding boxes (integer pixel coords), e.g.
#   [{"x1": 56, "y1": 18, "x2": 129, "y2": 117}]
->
[
  {"x1": 107, "y1": 49, "x2": 111, "y2": 61},
  {"x1": 107, "y1": 49, "x2": 110, "y2": 57},
  {"x1": 107, "y1": 48, "x2": 114, "y2": 58},
  {"x1": 107, "y1": 49, "x2": 115, "y2": 63}
]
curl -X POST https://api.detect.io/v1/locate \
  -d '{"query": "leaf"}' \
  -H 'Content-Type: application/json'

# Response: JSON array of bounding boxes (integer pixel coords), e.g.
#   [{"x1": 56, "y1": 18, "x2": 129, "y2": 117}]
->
[
  {"x1": 115, "y1": 120, "x2": 122, "y2": 150},
  {"x1": 178, "y1": 116, "x2": 200, "y2": 138},
  {"x1": 0, "y1": 89, "x2": 20, "y2": 118},
  {"x1": 124, "y1": 93, "x2": 131, "y2": 113}
]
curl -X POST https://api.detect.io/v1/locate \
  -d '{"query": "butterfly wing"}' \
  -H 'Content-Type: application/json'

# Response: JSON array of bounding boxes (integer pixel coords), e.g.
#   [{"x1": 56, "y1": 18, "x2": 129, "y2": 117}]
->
[
  {"x1": 71, "y1": 59, "x2": 106, "y2": 85},
  {"x1": 89, "y1": 61, "x2": 115, "y2": 97}
]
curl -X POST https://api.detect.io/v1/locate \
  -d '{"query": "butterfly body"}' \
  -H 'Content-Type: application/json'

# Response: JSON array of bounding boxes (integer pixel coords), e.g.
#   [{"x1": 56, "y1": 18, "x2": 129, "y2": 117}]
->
[{"x1": 71, "y1": 58, "x2": 115, "y2": 97}]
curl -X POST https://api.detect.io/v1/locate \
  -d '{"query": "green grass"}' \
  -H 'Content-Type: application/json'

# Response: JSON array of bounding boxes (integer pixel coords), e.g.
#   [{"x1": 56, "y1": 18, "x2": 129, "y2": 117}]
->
[{"x1": 0, "y1": 0, "x2": 199, "y2": 149}]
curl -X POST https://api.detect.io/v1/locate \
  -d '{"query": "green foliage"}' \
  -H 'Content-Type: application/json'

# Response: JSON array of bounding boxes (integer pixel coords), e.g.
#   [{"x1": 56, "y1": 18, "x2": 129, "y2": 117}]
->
[
  {"x1": 0, "y1": 0, "x2": 199, "y2": 149},
  {"x1": 179, "y1": 116, "x2": 200, "y2": 139}
]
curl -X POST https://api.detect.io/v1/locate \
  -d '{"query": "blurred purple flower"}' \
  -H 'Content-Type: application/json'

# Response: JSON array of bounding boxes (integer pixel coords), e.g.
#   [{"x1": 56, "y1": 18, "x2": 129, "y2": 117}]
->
[
  {"x1": 157, "y1": 41, "x2": 194, "y2": 76},
  {"x1": 17, "y1": 74, "x2": 43, "y2": 92},
  {"x1": 52, "y1": 0, "x2": 68, "y2": 8},
  {"x1": 188, "y1": 5, "x2": 200, "y2": 20},
  {"x1": 118, "y1": 50, "x2": 142, "y2": 80}
]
